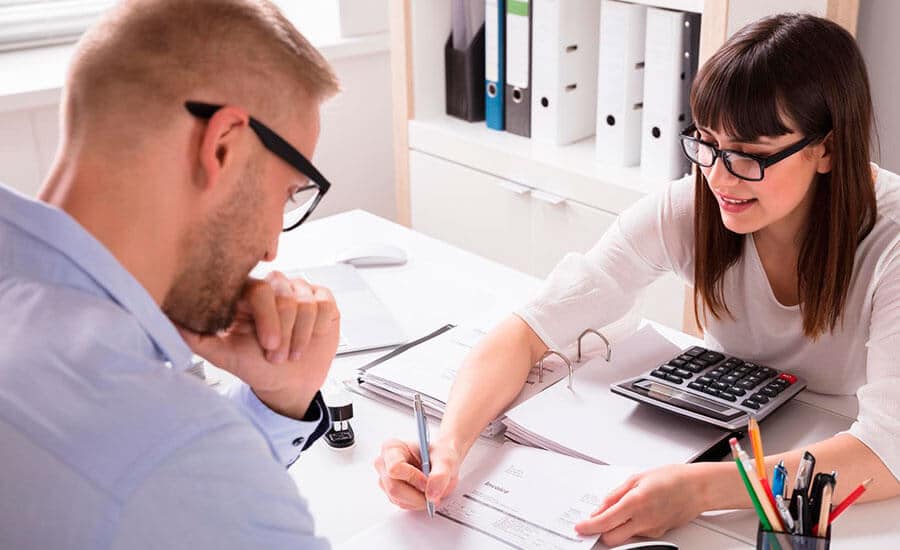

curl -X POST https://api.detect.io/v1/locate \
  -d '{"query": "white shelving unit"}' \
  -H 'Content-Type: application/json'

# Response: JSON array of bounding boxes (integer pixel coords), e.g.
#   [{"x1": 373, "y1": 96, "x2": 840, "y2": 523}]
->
[{"x1": 390, "y1": 0, "x2": 859, "y2": 331}]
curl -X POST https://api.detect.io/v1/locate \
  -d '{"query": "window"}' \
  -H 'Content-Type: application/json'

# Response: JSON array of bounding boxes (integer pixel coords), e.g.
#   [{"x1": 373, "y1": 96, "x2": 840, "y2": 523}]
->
[{"x1": 0, "y1": 0, "x2": 115, "y2": 52}]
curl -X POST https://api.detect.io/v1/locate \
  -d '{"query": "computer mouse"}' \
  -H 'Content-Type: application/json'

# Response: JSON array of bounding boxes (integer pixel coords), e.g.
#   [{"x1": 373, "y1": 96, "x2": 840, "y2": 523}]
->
[
  {"x1": 609, "y1": 542, "x2": 678, "y2": 550},
  {"x1": 334, "y1": 243, "x2": 408, "y2": 267}
]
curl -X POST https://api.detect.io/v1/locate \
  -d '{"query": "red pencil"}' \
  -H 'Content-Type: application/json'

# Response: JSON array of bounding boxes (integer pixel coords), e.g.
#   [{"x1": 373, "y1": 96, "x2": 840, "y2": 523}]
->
[{"x1": 813, "y1": 477, "x2": 872, "y2": 535}]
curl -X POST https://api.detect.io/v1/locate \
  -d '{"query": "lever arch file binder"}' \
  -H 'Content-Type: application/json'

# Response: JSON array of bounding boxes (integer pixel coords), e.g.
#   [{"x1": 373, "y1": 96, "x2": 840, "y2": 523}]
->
[
  {"x1": 595, "y1": 0, "x2": 647, "y2": 166},
  {"x1": 639, "y1": 7, "x2": 700, "y2": 181},
  {"x1": 505, "y1": 0, "x2": 532, "y2": 136},
  {"x1": 530, "y1": 0, "x2": 601, "y2": 145},
  {"x1": 485, "y1": 0, "x2": 506, "y2": 130},
  {"x1": 351, "y1": 323, "x2": 612, "y2": 438}
]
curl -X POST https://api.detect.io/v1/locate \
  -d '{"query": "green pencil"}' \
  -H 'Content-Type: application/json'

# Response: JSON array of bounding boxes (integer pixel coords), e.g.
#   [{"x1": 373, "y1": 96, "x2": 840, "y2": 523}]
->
[{"x1": 730, "y1": 437, "x2": 772, "y2": 531}]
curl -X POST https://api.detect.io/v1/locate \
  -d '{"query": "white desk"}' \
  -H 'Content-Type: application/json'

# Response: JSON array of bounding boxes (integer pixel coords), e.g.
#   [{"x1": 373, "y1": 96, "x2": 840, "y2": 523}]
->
[{"x1": 262, "y1": 210, "x2": 898, "y2": 549}]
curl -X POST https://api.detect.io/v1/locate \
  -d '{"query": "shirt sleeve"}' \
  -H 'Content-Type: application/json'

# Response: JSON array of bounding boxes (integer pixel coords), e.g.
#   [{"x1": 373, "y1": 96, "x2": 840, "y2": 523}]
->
[
  {"x1": 847, "y1": 240, "x2": 900, "y2": 480},
  {"x1": 225, "y1": 383, "x2": 331, "y2": 468},
  {"x1": 110, "y1": 421, "x2": 331, "y2": 550},
  {"x1": 515, "y1": 176, "x2": 695, "y2": 352}
]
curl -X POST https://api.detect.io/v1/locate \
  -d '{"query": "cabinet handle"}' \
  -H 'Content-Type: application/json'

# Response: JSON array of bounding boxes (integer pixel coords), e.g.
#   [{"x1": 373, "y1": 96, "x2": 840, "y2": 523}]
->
[
  {"x1": 531, "y1": 189, "x2": 566, "y2": 206},
  {"x1": 495, "y1": 179, "x2": 531, "y2": 195}
]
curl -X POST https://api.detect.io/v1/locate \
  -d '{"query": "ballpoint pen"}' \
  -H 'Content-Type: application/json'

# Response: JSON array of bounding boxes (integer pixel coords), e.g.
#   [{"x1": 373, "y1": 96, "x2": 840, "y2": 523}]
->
[
  {"x1": 789, "y1": 451, "x2": 815, "y2": 531},
  {"x1": 772, "y1": 460, "x2": 787, "y2": 499},
  {"x1": 774, "y1": 494, "x2": 796, "y2": 534},
  {"x1": 413, "y1": 393, "x2": 435, "y2": 519},
  {"x1": 795, "y1": 493, "x2": 806, "y2": 536},
  {"x1": 808, "y1": 471, "x2": 835, "y2": 528}
]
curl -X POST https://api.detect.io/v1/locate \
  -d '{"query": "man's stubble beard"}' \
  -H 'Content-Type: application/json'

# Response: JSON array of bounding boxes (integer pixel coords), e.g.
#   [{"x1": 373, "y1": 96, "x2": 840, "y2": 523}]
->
[{"x1": 162, "y1": 166, "x2": 265, "y2": 335}]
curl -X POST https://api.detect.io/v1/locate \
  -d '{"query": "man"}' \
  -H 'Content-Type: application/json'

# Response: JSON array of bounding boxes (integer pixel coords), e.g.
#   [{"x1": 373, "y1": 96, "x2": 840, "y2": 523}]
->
[{"x1": 0, "y1": 0, "x2": 341, "y2": 547}]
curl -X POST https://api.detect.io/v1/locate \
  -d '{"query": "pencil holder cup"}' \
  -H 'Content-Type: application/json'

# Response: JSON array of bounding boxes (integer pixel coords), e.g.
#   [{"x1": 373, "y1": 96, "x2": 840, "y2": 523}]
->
[{"x1": 756, "y1": 525, "x2": 831, "y2": 550}]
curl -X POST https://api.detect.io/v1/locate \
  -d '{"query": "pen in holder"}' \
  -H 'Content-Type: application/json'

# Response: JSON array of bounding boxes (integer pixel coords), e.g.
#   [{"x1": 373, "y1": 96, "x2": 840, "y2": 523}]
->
[
  {"x1": 536, "y1": 328, "x2": 613, "y2": 389},
  {"x1": 757, "y1": 524, "x2": 830, "y2": 550}
]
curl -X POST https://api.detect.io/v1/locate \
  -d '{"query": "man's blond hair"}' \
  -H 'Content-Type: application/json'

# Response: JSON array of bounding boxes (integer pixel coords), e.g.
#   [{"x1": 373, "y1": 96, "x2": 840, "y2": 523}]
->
[{"x1": 63, "y1": 0, "x2": 339, "y2": 141}]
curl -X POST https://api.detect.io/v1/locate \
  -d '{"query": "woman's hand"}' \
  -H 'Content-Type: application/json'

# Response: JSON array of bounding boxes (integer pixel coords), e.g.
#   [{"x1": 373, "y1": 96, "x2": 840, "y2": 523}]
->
[
  {"x1": 374, "y1": 438, "x2": 462, "y2": 510},
  {"x1": 575, "y1": 464, "x2": 707, "y2": 547}
]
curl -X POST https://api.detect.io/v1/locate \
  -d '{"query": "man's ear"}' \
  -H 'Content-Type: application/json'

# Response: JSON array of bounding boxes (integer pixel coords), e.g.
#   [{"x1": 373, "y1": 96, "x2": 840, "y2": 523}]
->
[
  {"x1": 195, "y1": 105, "x2": 250, "y2": 190},
  {"x1": 815, "y1": 132, "x2": 833, "y2": 175}
]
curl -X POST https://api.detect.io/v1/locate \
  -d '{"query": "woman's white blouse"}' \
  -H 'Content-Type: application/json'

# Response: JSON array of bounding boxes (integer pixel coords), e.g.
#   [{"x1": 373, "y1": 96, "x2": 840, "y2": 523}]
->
[{"x1": 517, "y1": 167, "x2": 900, "y2": 478}]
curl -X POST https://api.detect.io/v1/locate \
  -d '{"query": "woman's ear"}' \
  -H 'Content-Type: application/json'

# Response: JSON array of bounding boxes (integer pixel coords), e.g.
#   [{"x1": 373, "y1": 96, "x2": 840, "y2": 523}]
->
[
  {"x1": 194, "y1": 106, "x2": 250, "y2": 191},
  {"x1": 814, "y1": 132, "x2": 833, "y2": 175}
]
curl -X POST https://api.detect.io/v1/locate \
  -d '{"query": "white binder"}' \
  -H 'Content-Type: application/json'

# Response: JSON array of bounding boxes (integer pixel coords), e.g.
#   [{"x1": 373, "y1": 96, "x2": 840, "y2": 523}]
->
[
  {"x1": 595, "y1": 0, "x2": 647, "y2": 166},
  {"x1": 530, "y1": 0, "x2": 601, "y2": 145},
  {"x1": 639, "y1": 7, "x2": 700, "y2": 182}
]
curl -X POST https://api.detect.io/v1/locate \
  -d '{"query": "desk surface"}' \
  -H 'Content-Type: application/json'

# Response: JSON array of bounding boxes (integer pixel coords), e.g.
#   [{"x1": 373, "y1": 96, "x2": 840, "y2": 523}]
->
[{"x1": 264, "y1": 210, "x2": 898, "y2": 549}]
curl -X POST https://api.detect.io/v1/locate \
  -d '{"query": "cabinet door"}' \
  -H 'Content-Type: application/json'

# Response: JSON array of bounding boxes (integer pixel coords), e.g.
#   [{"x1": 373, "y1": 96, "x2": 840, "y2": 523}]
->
[
  {"x1": 530, "y1": 192, "x2": 615, "y2": 278},
  {"x1": 409, "y1": 151, "x2": 532, "y2": 273},
  {"x1": 531, "y1": 194, "x2": 685, "y2": 331}
]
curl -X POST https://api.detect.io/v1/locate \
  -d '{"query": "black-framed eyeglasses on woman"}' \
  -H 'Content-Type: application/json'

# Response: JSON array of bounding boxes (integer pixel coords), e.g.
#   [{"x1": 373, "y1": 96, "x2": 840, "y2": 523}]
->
[
  {"x1": 679, "y1": 124, "x2": 819, "y2": 182},
  {"x1": 185, "y1": 101, "x2": 331, "y2": 232}
]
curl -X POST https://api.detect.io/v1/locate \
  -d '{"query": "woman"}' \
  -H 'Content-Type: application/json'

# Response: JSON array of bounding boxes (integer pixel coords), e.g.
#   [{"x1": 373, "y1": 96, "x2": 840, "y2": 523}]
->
[{"x1": 375, "y1": 13, "x2": 900, "y2": 545}]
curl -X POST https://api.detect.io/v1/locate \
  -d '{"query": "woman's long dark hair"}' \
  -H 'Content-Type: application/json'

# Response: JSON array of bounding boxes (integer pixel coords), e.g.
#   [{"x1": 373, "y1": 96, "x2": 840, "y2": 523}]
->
[{"x1": 691, "y1": 13, "x2": 877, "y2": 339}]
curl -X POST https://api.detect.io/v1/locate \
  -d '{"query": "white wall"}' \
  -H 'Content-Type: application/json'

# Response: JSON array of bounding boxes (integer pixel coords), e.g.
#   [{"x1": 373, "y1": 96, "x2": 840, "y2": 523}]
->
[
  {"x1": 858, "y1": 0, "x2": 900, "y2": 173},
  {"x1": 0, "y1": 47, "x2": 396, "y2": 222}
]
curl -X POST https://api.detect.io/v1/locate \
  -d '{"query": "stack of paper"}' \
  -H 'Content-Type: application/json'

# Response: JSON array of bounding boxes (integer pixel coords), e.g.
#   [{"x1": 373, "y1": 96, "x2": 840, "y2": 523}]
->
[
  {"x1": 340, "y1": 443, "x2": 638, "y2": 550},
  {"x1": 353, "y1": 324, "x2": 574, "y2": 437},
  {"x1": 503, "y1": 325, "x2": 730, "y2": 467}
]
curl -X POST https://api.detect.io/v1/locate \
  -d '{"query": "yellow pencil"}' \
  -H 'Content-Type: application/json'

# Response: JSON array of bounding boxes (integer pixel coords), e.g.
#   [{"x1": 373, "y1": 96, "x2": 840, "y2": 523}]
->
[{"x1": 749, "y1": 417, "x2": 766, "y2": 481}]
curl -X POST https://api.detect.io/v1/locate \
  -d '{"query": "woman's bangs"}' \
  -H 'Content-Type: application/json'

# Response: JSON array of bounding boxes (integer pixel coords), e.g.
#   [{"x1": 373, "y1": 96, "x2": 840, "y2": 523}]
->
[{"x1": 691, "y1": 47, "x2": 792, "y2": 142}]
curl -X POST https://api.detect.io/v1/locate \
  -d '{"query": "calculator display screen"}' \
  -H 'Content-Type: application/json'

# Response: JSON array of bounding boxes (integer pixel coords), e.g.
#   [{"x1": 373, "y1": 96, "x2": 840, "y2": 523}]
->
[{"x1": 631, "y1": 379, "x2": 744, "y2": 421}]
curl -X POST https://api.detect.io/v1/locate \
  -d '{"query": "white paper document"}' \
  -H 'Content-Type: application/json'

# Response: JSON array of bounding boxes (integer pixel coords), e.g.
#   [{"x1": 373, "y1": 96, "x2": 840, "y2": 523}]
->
[
  {"x1": 340, "y1": 444, "x2": 638, "y2": 550},
  {"x1": 503, "y1": 325, "x2": 730, "y2": 467}
]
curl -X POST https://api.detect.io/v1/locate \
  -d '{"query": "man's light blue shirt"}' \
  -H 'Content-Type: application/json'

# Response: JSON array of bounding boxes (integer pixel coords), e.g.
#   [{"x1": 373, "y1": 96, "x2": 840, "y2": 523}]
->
[{"x1": 0, "y1": 184, "x2": 330, "y2": 549}]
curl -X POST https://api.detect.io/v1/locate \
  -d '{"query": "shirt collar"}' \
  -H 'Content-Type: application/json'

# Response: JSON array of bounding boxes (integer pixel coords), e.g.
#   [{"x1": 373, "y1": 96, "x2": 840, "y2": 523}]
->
[{"x1": 0, "y1": 184, "x2": 193, "y2": 370}]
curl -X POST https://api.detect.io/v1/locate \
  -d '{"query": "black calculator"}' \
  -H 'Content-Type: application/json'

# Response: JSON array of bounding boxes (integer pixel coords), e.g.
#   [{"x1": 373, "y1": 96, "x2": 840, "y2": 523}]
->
[{"x1": 610, "y1": 346, "x2": 806, "y2": 430}]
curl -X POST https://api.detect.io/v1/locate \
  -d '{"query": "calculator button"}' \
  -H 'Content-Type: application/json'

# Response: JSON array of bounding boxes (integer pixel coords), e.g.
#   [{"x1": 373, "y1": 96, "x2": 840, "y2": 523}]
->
[
  {"x1": 684, "y1": 347, "x2": 705, "y2": 357},
  {"x1": 744, "y1": 376, "x2": 763, "y2": 386},
  {"x1": 691, "y1": 358, "x2": 711, "y2": 368},
  {"x1": 737, "y1": 379, "x2": 758, "y2": 389},
  {"x1": 760, "y1": 387, "x2": 779, "y2": 398},
  {"x1": 697, "y1": 376, "x2": 714, "y2": 385},
  {"x1": 659, "y1": 364, "x2": 676, "y2": 373},
  {"x1": 664, "y1": 374, "x2": 685, "y2": 384},
  {"x1": 722, "y1": 374, "x2": 740, "y2": 384},
  {"x1": 688, "y1": 381, "x2": 706, "y2": 391},
  {"x1": 712, "y1": 381, "x2": 730, "y2": 391},
  {"x1": 674, "y1": 368, "x2": 693, "y2": 378},
  {"x1": 729, "y1": 387, "x2": 747, "y2": 397},
  {"x1": 651, "y1": 370, "x2": 668, "y2": 379},
  {"x1": 751, "y1": 394, "x2": 770, "y2": 404},
  {"x1": 699, "y1": 351, "x2": 725, "y2": 364},
  {"x1": 706, "y1": 370, "x2": 725, "y2": 379},
  {"x1": 684, "y1": 362, "x2": 705, "y2": 373},
  {"x1": 742, "y1": 399, "x2": 761, "y2": 410},
  {"x1": 757, "y1": 367, "x2": 776, "y2": 379},
  {"x1": 779, "y1": 373, "x2": 798, "y2": 384},
  {"x1": 702, "y1": 387, "x2": 720, "y2": 397},
  {"x1": 723, "y1": 358, "x2": 742, "y2": 367},
  {"x1": 669, "y1": 358, "x2": 687, "y2": 367},
  {"x1": 678, "y1": 354, "x2": 695, "y2": 362},
  {"x1": 719, "y1": 392, "x2": 738, "y2": 402}
]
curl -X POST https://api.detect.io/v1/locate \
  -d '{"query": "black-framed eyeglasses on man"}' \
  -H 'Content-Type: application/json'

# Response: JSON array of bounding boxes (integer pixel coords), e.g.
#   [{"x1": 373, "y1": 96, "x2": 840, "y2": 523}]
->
[
  {"x1": 185, "y1": 101, "x2": 331, "y2": 232},
  {"x1": 679, "y1": 124, "x2": 819, "y2": 182}
]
